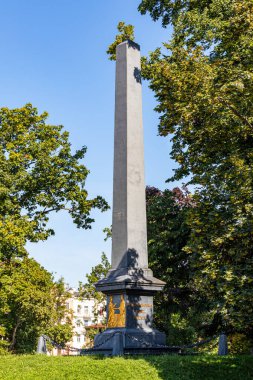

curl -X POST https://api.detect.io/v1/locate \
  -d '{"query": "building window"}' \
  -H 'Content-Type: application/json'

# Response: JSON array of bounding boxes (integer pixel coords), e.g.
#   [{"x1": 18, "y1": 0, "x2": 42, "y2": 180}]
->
[
  {"x1": 84, "y1": 306, "x2": 89, "y2": 315},
  {"x1": 77, "y1": 335, "x2": 81, "y2": 343},
  {"x1": 76, "y1": 320, "x2": 81, "y2": 327},
  {"x1": 77, "y1": 304, "x2": 81, "y2": 313},
  {"x1": 84, "y1": 320, "x2": 89, "y2": 326}
]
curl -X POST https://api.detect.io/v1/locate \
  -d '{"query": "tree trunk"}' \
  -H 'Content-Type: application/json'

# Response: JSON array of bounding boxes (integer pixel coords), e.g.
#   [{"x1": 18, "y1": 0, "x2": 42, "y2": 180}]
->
[{"x1": 9, "y1": 319, "x2": 20, "y2": 351}]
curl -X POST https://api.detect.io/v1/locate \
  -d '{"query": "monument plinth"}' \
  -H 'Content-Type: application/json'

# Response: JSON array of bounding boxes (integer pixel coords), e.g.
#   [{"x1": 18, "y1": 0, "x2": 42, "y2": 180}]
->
[{"x1": 95, "y1": 40, "x2": 166, "y2": 350}]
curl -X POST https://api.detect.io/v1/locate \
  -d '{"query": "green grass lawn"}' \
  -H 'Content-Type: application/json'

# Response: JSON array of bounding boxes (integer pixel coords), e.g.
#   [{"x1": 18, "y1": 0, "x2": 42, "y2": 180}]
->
[{"x1": 0, "y1": 355, "x2": 252, "y2": 380}]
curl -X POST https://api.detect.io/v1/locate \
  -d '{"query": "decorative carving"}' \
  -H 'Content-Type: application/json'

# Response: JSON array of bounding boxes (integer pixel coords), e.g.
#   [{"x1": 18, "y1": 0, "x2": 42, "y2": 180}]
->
[{"x1": 107, "y1": 294, "x2": 126, "y2": 328}]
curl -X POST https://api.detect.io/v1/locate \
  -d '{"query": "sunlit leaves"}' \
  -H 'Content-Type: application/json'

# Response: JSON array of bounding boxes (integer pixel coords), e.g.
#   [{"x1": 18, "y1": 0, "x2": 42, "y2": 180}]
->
[
  {"x1": 107, "y1": 21, "x2": 135, "y2": 60},
  {"x1": 0, "y1": 104, "x2": 109, "y2": 261},
  {"x1": 0, "y1": 259, "x2": 72, "y2": 352},
  {"x1": 139, "y1": 0, "x2": 253, "y2": 335}
]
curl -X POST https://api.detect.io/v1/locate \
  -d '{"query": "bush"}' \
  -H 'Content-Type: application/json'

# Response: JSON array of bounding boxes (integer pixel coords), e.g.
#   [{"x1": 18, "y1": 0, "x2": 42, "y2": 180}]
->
[{"x1": 229, "y1": 333, "x2": 253, "y2": 355}]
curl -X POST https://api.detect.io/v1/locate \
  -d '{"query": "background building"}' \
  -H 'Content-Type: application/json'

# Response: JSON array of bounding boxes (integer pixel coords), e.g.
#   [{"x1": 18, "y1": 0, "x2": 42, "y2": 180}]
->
[
  {"x1": 66, "y1": 289, "x2": 105, "y2": 352},
  {"x1": 50, "y1": 289, "x2": 105, "y2": 355}
]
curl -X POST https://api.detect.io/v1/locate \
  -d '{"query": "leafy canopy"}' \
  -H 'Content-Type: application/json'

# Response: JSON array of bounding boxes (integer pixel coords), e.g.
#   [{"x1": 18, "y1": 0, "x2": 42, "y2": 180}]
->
[
  {"x1": 138, "y1": 0, "x2": 253, "y2": 334},
  {"x1": 0, "y1": 104, "x2": 108, "y2": 261},
  {"x1": 146, "y1": 186, "x2": 197, "y2": 344},
  {"x1": 79, "y1": 252, "x2": 110, "y2": 306},
  {"x1": 0, "y1": 258, "x2": 72, "y2": 353},
  {"x1": 107, "y1": 0, "x2": 253, "y2": 338},
  {"x1": 107, "y1": 22, "x2": 135, "y2": 61}
]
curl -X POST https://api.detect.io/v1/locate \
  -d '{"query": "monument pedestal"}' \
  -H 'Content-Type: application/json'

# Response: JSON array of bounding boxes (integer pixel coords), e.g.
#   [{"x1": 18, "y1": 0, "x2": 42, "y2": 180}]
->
[
  {"x1": 94, "y1": 328, "x2": 166, "y2": 350},
  {"x1": 95, "y1": 266, "x2": 166, "y2": 350}
]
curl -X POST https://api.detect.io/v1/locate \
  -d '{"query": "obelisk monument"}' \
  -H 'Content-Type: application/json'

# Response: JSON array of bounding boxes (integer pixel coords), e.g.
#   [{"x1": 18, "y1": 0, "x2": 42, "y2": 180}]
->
[{"x1": 95, "y1": 40, "x2": 166, "y2": 351}]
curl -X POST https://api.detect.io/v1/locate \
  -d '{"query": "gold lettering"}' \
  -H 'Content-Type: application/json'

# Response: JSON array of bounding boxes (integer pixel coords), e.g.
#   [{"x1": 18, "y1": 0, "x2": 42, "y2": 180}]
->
[
  {"x1": 127, "y1": 303, "x2": 152, "y2": 308},
  {"x1": 137, "y1": 310, "x2": 146, "y2": 315}
]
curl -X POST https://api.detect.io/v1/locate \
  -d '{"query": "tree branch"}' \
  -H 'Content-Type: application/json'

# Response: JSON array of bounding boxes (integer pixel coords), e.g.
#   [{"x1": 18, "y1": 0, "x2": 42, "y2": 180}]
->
[
  {"x1": 36, "y1": 206, "x2": 72, "y2": 216},
  {"x1": 218, "y1": 97, "x2": 252, "y2": 128}
]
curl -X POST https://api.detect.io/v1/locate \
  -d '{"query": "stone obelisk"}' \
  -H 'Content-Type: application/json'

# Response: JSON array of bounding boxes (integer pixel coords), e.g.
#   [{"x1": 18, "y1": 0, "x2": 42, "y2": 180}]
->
[{"x1": 95, "y1": 40, "x2": 166, "y2": 351}]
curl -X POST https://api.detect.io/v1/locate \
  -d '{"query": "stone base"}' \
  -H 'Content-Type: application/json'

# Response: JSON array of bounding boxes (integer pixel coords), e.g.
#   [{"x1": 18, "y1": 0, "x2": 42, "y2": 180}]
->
[{"x1": 94, "y1": 328, "x2": 166, "y2": 350}]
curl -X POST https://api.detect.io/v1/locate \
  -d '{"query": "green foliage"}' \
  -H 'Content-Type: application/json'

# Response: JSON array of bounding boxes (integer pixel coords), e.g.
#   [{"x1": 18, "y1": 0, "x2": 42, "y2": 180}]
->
[
  {"x1": 138, "y1": 0, "x2": 186, "y2": 27},
  {"x1": 85, "y1": 327, "x2": 105, "y2": 348},
  {"x1": 146, "y1": 186, "x2": 204, "y2": 344},
  {"x1": 146, "y1": 186, "x2": 192, "y2": 288},
  {"x1": 103, "y1": 226, "x2": 112, "y2": 241},
  {"x1": 107, "y1": 22, "x2": 135, "y2": 60},
  {"x1": 79, "y1": 253, "x2": 110, "y2": 325},
  {"x1": 0, "y1": 258, "x2": 72, "y2": 353},
  {"x1": 229, "y1": 333, "x2": 253, "y2": 355},
  {"x1": 46, "y1": 324, "x2": 73, "y2": 347},
  {"x1": 0, "y1": 355, "x2": 253, "y2": 380},
  {"x1": 44, "y1": 277, "x2": 73, "y2": 347},
  {"x1": 139, "y1": 1, "x2": 253, "y2": 337},
  {"x1": 0, "y1": 104, "x2": 109, "y2": 261},
  {"x1": 0, "y1": 326, "x2": 9, "y2": 355},
  {"x1": 79, "y1": 253, "x2": 110, "y2": 303}
]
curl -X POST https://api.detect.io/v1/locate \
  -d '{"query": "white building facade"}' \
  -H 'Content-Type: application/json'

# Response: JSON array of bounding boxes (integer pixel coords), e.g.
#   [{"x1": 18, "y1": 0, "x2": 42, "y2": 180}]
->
[{"x1": 66, "y1": 290, "x2": 105, "y2": 351}]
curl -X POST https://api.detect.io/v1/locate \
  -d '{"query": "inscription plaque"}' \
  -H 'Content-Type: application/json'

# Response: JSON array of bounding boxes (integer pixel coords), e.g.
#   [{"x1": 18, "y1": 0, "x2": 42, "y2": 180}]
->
[{"x1": 107, "y1": 294, "x2": 126, "y2": 328}]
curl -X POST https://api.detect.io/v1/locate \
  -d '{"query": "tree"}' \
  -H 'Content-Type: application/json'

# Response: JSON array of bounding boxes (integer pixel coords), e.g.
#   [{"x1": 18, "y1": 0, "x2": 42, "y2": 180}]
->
[
  {"x1": 146, "y1": 186, "x2": 199, "y2": 344},
  {"x1": 107, "y1": 0, "x2": 253, "y2": 341},
  {"x1": 0, "y1": 104, "x2": 109, "y2": 261},
  {"x1": 45, "y1": 278, "x2": 73, "y2": 347},
  {"x1": 138, "y1": 0, "x2": 253, "y2": 336},
  {"x1": 79, "y1": 252, "x2": 110, "y2": 315},
  {"x1": 107, "y1": 22, "x2": 134, "y2": 61},
  {"x1": 79, "y1": 253, "x2": 110, "y2": 346},
  {"x1": 0, "y1": 258, "x2": 72, "y2": 353}
]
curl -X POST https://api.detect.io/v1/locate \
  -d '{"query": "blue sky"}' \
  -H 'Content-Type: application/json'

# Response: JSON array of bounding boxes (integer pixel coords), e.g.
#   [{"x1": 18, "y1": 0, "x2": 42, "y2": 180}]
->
[{"x1": 0, "y1": 0, "x2": 178, "y2": 287}]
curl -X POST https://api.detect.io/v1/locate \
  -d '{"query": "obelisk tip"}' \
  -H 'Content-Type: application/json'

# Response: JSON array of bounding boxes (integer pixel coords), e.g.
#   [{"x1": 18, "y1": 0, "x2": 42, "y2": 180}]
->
[{"x1": 117, "y1": 39, "x2": 140, "y2": 51}]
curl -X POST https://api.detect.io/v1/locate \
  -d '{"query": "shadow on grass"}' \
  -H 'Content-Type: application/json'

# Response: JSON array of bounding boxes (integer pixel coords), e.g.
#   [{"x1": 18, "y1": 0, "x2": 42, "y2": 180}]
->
[{"x1": 141, "y1": 355, "x2": 253, "y2": 380}]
